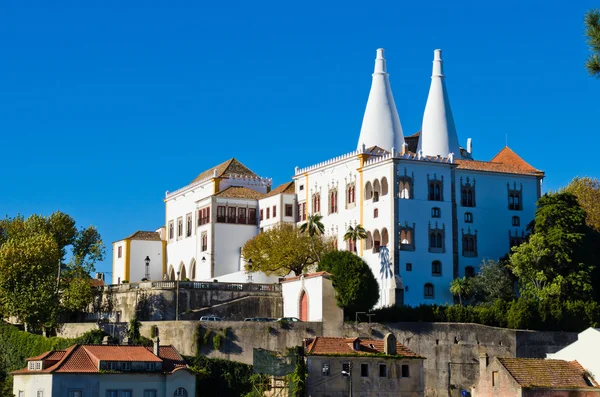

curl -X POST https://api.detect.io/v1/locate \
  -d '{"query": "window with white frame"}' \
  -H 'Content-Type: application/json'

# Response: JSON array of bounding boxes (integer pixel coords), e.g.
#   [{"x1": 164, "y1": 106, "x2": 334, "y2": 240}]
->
[
  {"x1": 177, "y1": 217, "x2": 183, "y2": 239},
  {"x1": 186, "y1": 213, "x2": 192, "y2": 237}
]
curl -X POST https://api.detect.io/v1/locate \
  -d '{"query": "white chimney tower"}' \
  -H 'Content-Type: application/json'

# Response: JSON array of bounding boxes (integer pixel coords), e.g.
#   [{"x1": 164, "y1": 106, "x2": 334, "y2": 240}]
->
[
  {"x1": 356, "y1": 48, "x2": 405, "y2": 152},
  {"x1": 417, "y1": 49, "x2": 462, "y2": 158}
]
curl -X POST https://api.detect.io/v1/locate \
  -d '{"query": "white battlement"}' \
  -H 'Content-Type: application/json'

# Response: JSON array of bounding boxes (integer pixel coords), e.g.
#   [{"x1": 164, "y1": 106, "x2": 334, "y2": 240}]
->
[
  {"x1": 295, "y1": 150, "x2": 359, "y2": 175},
  {"x1": 166, "y1": 173, "x2": 272, "y2": 199}
]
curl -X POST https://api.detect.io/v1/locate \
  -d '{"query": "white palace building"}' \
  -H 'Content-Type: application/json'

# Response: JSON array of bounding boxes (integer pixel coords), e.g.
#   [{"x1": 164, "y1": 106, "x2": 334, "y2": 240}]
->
[{"x1": 112, "y1": 48, "x2": 544, "y2": 307}]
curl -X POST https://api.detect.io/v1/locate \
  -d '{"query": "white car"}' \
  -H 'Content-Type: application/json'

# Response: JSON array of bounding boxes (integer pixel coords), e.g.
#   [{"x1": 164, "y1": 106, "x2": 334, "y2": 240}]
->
[{"x1": 199, "y1": 316, "x2": 222, "y2": 322}]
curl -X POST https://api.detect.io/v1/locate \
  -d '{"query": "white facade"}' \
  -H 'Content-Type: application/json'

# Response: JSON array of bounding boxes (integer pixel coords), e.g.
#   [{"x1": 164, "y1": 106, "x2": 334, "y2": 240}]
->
[
  {"x1": 547, "y1": 327, "x2": 600, "y2": 379},
  {"x1": 112, "y1": 230, "x2": 165, "y2": 284},
  {"x1": 115, "y1": 47, "x2": 544, "y2": 308}
]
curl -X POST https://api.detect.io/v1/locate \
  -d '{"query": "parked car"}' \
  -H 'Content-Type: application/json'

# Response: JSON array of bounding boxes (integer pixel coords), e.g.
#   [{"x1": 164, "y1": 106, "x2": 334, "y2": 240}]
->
[
  {"x1": 276, "y1": 317, "x2": 301, "y2": 322},
  {"x1": 200, "y1": 316, "x2": 222, "y2": 322},
  {"x1": 244, "y1": 317, "x2": 273, "y2": 322}
]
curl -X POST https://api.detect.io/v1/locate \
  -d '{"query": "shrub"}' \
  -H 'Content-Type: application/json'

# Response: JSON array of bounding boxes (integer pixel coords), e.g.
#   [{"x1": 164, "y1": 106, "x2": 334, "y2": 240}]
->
[{"x1": 213, "y1": 332, "x2": 223, "y2": 351}]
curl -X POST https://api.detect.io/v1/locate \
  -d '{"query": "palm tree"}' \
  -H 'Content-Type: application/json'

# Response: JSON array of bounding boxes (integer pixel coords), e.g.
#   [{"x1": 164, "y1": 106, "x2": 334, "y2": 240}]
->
[
  {"x1": 299, "y1": 214, "x2": 325, "y2": 236},
  {"x1": 299, "y1": 214, "x2": 326, "y2": 264},
  {"x1": 450, "y1": 277, "x2": 471, "y2": 306},
  {"x1": 343, "y1": 224, "x2": 367, "y2": 253}
]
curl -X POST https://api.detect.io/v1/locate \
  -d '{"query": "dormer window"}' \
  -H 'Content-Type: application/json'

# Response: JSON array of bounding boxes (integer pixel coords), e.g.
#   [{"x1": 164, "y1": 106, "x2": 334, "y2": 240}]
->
[
  {"x1": 353, "y1": 340, "x2": 360, "y2": 351},
  {"x1": 28, "y1": 361, "x2": 42, "y2": 371}
]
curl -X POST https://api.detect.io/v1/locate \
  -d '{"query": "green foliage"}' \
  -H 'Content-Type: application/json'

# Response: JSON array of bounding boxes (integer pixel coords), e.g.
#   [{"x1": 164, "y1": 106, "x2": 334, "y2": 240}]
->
[
  {"x1": 186, "y1": 355, "x2": 257, "y2": 397},
  {"x1": 0, "y1": 212, "x2": 105, "y2": 331},
  {"x1": 563, "y1": 177, "x2": 600, "y2": 232},
  {"x1": 469, "y1": 260, "x2": 515, "y2": 303},
  {"x1": 299, "y1": 214, "x2": 325, "y2": 237},
  {"x1": 242, "y1": 223, "x2": 333, "y2": 276},
  {"x1": 286, "y1": 346, "x2": 306, "y2": 397},
  {"x1": 343, "y1": 224, "x2": 367, "y2": 252},
  {"x1": 509, "y1": 192, "x2": 594, "y2": 301},
  {"x1": 213, "y1": 332, "x2": 223, "y2": 351},
  {"x1": 318, "y1": 251, "x2": 379, "y2": 317},
  {"x1": 124, "y1": 317, "x2": 151, "y2": 346},
  {"x1": 150, "y1": 325, "x2": 158, "y2": 338},
  {"x1": 449, "y1": 277, "x2": 471, "y2": 305},
  {"x1": 372, "y1": 299, "x2": 600, "y2": 332},
  {"x1": 585, "y1": 9, "x2": 600, "y2": 77}
]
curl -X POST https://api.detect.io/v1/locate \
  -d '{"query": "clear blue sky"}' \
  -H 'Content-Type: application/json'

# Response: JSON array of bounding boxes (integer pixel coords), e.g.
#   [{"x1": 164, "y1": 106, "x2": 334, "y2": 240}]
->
[{"x1": 1, "y1": 0, "x2": 598, "y2": 276}]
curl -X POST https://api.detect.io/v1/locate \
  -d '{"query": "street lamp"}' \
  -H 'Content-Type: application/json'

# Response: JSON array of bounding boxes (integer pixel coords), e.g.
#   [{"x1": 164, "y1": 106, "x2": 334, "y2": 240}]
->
[
  {"x1": 175, "y1": 270, "x2": 180, "y2": 321},
  {"x1": 246, "y1": 259, "x2": 253, "y2": 283},
  {"x1": 144, "y1": 256, "x2": 151, "y2": 280},
  {"x1": 342, "y1": 363, "x2": 353, "y2": 397}
]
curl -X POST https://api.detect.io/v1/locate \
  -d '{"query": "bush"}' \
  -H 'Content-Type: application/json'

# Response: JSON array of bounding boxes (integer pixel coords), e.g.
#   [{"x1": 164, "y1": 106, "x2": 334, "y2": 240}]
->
[
  {"x1": 213, "y1": 332, "x2": 223, "y2": 351},
  {"x1": 186, "y1": 355, "x2": 257, "y2": 397}
]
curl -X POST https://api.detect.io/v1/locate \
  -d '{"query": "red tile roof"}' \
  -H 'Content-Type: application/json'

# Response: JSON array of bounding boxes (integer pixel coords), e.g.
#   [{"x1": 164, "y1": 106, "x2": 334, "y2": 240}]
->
[
  {"x1": 191, "y1": 158, "x2": 258, "y2": 184},
  {"x1": 306, "y1": 337, "x2": 423, "y2": 359},
  {"x1": 12, "y1": 344, "x2": 188, "y2": 375},
  {"x1": 214, "y1": 186, "x2": 264, "y2": 200},
  {"x1": 263, "y1": 181, "x2": 295, "y2": 198},
  {"x1": 456, "y1": 147, "x2": 543, "y2": 176},
  {"x1": 498, "y1": 358, "x2": 599, "y2": 389}
]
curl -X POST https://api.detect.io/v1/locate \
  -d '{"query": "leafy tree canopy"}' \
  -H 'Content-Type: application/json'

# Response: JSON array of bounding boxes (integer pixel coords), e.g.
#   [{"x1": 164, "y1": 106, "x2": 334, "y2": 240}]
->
[
  {"x1": 509, "y1": 192, "x2": 594, "y2": 301},
  {"x1": 469, "y1": 260, "x2": 515, "y2": 303},
  {"x1": 318, "y1": 251, "x2": 379, "y2": 317},
  {"x1": 0, "y1": 212, "x2": 105, "y2": 330},
  {"x1": 563, "y1": 177, "x2": 600, "y2": 233},
  {"x1": 242, "y1": 223, "x2": 333, "y2": 276}
]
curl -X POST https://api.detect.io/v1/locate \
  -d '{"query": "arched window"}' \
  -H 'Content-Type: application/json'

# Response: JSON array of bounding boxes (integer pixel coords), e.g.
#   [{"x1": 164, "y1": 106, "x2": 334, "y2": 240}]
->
[
  {"x1": 512, "y1": 216, "x2": 520, "y2": 226},
  {"x1": 365, "y1": 231, "x2": 373, "y2": 250},
  {"x1": 190, "y1": 259, "x2": 196, "y2": 280},
  {"x1": 460, "y1": 177, "x2": 476, "y2": 207},
  {"x1": 179, "y1": 263, "x2": 187, "y2": 280},
  {"x1": 346, "y1": 183, "x2": 356, "y2": 208},
  {"x1": 398, "y1": 169, "x2": 414, "y2": 200},
  {"x1": 312, "y1": 193, "x2": 321, "y2": 213},
  {"x1": 399, "y1": 223, "x2": 415, "y2": 251},
  {"x1": 299, "y1": 290, "x2": 308, "y2": 321},
  {"x1": 365, "y1": 182, "x2": 373, "y2": 200},
  {"x1": 427, "y1": 174, "x2": 443, "y2": 201},
  {"x1": 428, "y1": 223, "x2": 445, "y2": 253},
  {"x1": 373, "y1": 179, "x2": 381, "y2": 202},
  {"x1": 400, "y1": 181, "x2": 411, "y2": 199},
  {"x1": 424, "y1": 283, "x2": 434, "y2": 299},
  {"x1": 381, "y1": 177, "x2": 388, "y2": 196},
  {"x1": 373, "y1": 229, "x2": 381, "y2": 253},
  {"x1": 431, "y1": 207, "x2": 441, "y2": 218},
  {"x1": 174, "y1": 388, "x2": 188, "y2": 397},
  {"x1": 432, "y1": 261, "x2": 442, "y2": 276},
  {"x1": 328, "y1": 188, "x2": 338, "y2": 214},
  {"x1": 374, "y1": 208, "x2": 378, "y2": 218},
  {"x1": 462, "y1": 228, "x2": 478, "y2": 257},
  {"x1": 508, "y1": 182, "x2": 523, "y2": 211},
  {"x1": 381, "y1": 228, "x2": 389, "y2": 246},
  {"x1": 465, "y1": 212, "x2": 473, "y2": 223}
]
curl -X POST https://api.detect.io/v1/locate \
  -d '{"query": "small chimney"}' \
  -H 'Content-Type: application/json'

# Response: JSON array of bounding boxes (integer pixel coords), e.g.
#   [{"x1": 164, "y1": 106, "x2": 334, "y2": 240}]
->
[
  {"x1": 384, "y1": 333, "x2": 397, "y2": 355},
  {"x1": 153, "y1": 337, "x2": 160, "y2": 357},
  {"x1": 102, "y1": 336, "x2": 110, "y2": 345},
  {"x1": 479, "y1": 352, "x2": 489, "y2": 379}
]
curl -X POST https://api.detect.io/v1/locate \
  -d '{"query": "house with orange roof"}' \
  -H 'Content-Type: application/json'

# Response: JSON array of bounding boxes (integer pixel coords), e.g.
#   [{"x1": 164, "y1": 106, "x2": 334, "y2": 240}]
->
[
  {"x1": 472, "y1": 353, "x2": 600, "y2": 397},
  {"x1": 12, "y1": 338, "x2": 195, "y2": 397},
  {"x1": 305, "y1": 333, "x2": 425, "y2": 397}
]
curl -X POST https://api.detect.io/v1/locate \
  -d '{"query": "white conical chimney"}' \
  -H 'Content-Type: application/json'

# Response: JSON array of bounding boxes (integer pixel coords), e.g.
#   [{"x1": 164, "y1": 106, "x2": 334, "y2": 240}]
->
[
  {"x1": 356, "y1": 48, "x2": 405, "y2": 152},
  {"x1": 417, "y1": 49, "x2": 462, "y2": 158}
]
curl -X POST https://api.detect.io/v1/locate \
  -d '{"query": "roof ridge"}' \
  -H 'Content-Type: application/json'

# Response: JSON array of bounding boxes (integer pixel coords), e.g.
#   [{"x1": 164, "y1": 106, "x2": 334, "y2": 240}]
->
[{"x1": 50, "y1": 344, "x2": 81, "y2": 372}]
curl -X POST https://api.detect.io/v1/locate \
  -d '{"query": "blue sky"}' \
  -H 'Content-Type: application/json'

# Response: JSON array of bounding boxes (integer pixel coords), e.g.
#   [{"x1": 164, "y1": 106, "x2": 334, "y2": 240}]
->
[{"x1": 1, "y1": 0, "x2": 598, "y2": 276}]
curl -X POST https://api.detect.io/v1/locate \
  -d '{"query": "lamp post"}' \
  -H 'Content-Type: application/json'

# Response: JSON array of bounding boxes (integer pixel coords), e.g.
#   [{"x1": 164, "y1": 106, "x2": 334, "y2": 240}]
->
[
  {"x1": 144, "y1": 256, "x2": 150, "y2": 280},
  {"x1": 246, "y1": 259, "x2": 253, "y2": 283},
  {"x1": 342, "y1": 363, "x2": 353, "y2": 397},
  {"x1": 175, "y1": 270, "x2": 180, "y2": 321}
]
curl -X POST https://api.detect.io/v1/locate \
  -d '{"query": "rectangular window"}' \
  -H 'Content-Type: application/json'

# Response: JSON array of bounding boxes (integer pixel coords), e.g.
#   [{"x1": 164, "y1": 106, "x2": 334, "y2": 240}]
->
[
  {"x1": 168, "y1": 221, "x2": 174, "y2": 240},
  {"x1": 360, "y1": 363, "x2": 369, "y2": 377},
  {"x1": 197, "y1": 207, "x2": 211, "y2": 225},
  {"x1": 177, "y1": 217, "x2": 183, "y2": 239},
  {"x1": 321, "y1": 363, "x2": 330, "y2": 376},
  {"x1": 260, "y1": 209, "x2": 264, "y2": 221},
  {"x1": 227, "y1": 207, "x2": 236, "y2": 223},
  {"x1": 406, "y1": 263, "x2": 412, "y2": 271},
  {"x1": 401, "y1": 364, "x2": 410, "y2": 377},
  {"x1": 248, "y1": 208, "x2": 257, "y2": 225},
  {"x1": 144, "y1": 391, "x2": 157, "y2": 397},
  {"x1": 217, "y1": 206, "x2": 226, "y2": 223},
  {"x1": 117, "y1": 246, "x2": 122, "y2": 258},
  {"x1": 379, "y1": 364, "x2": 387, "y2": 378},
  {"x1": 201, "y1": 232, "x2": 208, "y2": 252},
  {"x1": 106, "y1": 391, "x2": 118, "y2": 397},
  {"x1": 342, "y1": 362, "x2": 351, "y2": 376},
  {"x1": 492, "y1": 371, "x2": 499, "y2": 386},
  {"x1": 238, "y1": 207, "x2": 247, "y2": 224},
  {"x1": 121, "y1": 362, "x2": 131, "y2": 371},
  {"x1": 266, "y1": 208, "x2": 270, "y2": 219},
  {"x1": 285, "y1": 204, "x2": 293, "y2": 217},
  {"x1": 186, "y1": 213, "x2": 192, "y2": 237},
  {"x1": 35, "y1": 362, "x2": 41, "y2": 370},
  {"x1": 146, "y1": 362, "x2": 156, "y2": 371},
  {"x1": 68, "y1": 390, "x2": 83, "y2": 397},
  {"x1": 272, "y1": 205, "x2": 276, "y2": 217}
]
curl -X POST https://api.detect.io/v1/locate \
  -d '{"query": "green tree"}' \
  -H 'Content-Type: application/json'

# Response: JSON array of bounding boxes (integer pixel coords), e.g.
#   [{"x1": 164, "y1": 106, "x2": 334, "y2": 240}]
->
[
  {"x1": 563, "y1": 177, "x2": 600, "y2": 232},
  {"x1": 585, "y1": 9, "x2": 600, "y2": 77},
  {"x1": 299, "y1": 213, "x2": 325, "y2": 237},
  {"x1": 469, "y1": 260, "x2": 515, "y2": 303},
  {"x1": 318, "y1": 251, "x2": 379, "y2": 317},
  {"x1": 509, "y1": 192, "x2": 594, "y2": 300},
  {"x1": 0, "y1": 212, "x2": 105, "y2": 331},
  {"x1": 343, "y1": 224, "x2": 367, "y2": 252},
  {"x1": 449, "y1": 277, "x2": 471, "y2": 306},
  {"x1": 242, "y1": 223, "x2": 332, "y2": 276}
]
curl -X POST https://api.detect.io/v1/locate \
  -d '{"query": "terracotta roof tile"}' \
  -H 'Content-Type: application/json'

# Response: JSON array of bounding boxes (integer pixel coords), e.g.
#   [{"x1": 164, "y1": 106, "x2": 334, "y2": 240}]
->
[
  {"x1": 125, "y1": 231, "x2": 162, "y2": 241},
  {"x1": 263, "y1": 181, "x2": 295, "y2": 198},
  {"x1": 306, "y1": 337, "x2": 423, "y2": 359},
  {"x1": 191, "y1": 158, "x2": 258, "y2": 184},
  {"x1": 498, "y1": 358, "x2": 598, "y2": 389},
  {"x1": 12, "y1": 344, "x2": 188, "y2": 375},
  {"x1": 214, "y1": 186, "x2": 263, "y2": 200},
  {"x1": 456, "y1": 146, "x2": 543, "y2": 176}
]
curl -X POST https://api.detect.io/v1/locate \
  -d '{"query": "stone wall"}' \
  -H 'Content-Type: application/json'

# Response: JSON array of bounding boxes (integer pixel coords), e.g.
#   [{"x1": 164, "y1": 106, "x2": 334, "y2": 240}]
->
[{"x1": 87, "y1": 280, "x2": 282, "y2": 322}]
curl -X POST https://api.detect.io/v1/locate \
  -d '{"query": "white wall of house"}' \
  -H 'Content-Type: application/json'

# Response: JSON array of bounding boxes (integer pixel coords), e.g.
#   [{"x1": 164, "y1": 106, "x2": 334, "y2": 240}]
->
[
  {"x1": 13, "y1": 373, "x2": 53, "y2": 397},
  {"x1": 112, "y1": 240, "x2": 127, "y2": 284},
  {"x1": 547, "y1": 327, "x2": 600, "y2": 379},
  {"x1": 130, "y1": 240, "x2": 164, "y2": 282}
]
